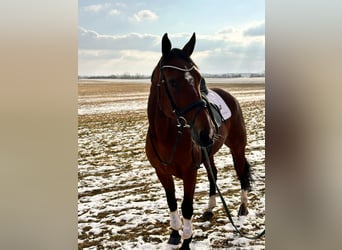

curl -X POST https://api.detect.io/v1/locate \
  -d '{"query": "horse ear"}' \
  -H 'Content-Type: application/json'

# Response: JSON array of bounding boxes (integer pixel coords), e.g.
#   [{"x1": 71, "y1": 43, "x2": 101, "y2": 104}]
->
[
  {"x1": 162, "y1": 33, "x2": 171, "y2": 57},
  {"x1": 182, "y1": 32, "x2": 196, "y2": 57}
]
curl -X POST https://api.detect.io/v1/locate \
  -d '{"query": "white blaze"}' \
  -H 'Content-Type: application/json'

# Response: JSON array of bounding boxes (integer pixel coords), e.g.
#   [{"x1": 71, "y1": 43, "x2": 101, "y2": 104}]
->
[{"x1": 184, "y1": 71, "x2": 194, "y2": 86}]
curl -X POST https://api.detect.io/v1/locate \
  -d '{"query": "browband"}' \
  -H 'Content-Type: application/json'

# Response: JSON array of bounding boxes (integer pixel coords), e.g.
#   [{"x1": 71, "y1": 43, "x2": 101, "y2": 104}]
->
[{"x1": 161, "y1": 65, "x2": 195, "y2": 72}]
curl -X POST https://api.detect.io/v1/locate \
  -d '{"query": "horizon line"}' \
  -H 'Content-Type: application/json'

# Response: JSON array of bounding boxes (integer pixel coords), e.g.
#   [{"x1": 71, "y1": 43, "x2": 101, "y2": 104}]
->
[{"x1": 78, "y1": 72, "x2": 265, "y2": 78}]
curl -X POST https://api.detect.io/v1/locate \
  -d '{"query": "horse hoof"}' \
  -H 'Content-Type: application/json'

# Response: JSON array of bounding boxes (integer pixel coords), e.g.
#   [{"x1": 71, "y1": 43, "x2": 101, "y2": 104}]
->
[
  {"x1": 167, "y1": 229, "x2": 181, "y2": 245},
  {"x1": 201, "y1": 211, "x2": 214, "y2": 221},
  {"x1": 179, "y1": 236, "x2": 192, "y2": 250},
  {"x1": 238, "y1": 204, "x2": 249, "y2": 216}
]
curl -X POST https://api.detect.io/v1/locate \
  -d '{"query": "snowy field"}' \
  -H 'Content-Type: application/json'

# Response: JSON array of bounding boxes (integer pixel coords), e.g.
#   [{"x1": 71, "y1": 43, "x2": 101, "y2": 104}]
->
[{"x1": 78, "y1": 80, "x2": 265, "y2": 249}]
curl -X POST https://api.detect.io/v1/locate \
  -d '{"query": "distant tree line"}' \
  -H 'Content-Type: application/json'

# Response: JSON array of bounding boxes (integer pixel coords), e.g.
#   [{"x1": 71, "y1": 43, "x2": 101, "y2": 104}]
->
[
  {"x1": 202, "y1": 72, "x2": 265, "y2": 78},
  {"x1": 78, "y1": 73, "x2": 150, "y2": 80},
  {"x1": 78, "y1": 72, "x2": 264, "y2": 80}
]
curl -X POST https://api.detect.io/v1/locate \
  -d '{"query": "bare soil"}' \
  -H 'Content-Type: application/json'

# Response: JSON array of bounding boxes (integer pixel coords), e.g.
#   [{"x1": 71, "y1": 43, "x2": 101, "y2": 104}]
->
[{"x1": 78, "y1": 80, "x2": 265, "y2": 249}]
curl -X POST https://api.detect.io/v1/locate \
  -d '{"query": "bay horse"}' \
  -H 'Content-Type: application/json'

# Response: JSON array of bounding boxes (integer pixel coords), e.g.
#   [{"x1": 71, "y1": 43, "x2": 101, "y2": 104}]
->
[{"x1": 145, "y1": 33, "x2": 251, "y2": 249}]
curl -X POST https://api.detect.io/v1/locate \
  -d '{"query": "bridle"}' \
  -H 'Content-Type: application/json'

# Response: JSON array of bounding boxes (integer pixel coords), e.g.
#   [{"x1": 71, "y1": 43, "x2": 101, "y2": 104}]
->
[
  {"x1": 149, "y1": 60, "x2": 209, "y2": 166},
  {"x1": 158, "y1": 62, "x2": 207, "y2": 126}
]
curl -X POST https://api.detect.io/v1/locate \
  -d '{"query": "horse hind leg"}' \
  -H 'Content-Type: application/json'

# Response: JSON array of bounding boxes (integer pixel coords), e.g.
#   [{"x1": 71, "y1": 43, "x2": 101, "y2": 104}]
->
[
  {"x1": 234, "y1": 157, "x2": 251, "y2": 216},
  {"x1": 233, "y1": 153, "x2": 252, "y2": 216}
]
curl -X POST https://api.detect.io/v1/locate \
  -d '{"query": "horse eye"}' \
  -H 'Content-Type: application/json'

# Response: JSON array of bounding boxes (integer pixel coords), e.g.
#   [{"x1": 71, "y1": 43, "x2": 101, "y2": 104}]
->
[{"x1": 169, "y1": 79, "x2": 177, "y2": 88}]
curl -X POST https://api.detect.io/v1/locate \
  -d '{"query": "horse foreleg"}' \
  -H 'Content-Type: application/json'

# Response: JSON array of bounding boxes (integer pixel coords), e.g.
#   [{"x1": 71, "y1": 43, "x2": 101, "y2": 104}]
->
[
  {"x1": 179, "y1": 236, "x2": 192, "y2": 250},
  {"x1": 202, "y1": 156, "x2": 217, "y2": 220},
  {"x1": 206, "y1": 195, "x2": 216, "y2": 214},
  {"x1": 155, "y1": 170, "x2": 181, "y2": 245},
  {"x1": 170, "y1": 210, "x2": 182, "y2": 230},
  {"x1": 181, "y1": 169, "x2": 197, "y2": 242}
]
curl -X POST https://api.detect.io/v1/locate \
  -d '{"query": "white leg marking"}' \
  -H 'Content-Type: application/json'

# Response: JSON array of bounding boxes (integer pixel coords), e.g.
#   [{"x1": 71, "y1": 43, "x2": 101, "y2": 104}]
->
[
  {"x1": 206, "y1": 195, "x2": 216, "y2": 212},
  {"x1": 170, "y1": 210, "x2": 182, "y2": 230},
  {"x1": 241, "y1": 190, "x2": 248, "y2": 206},
  {"x1": 182, "y1": 218, "x2": 193, "y2": 239}
]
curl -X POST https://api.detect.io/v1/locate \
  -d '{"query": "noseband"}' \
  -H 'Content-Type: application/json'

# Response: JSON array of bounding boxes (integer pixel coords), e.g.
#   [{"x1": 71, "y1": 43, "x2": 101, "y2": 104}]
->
[{"x1": 158, "y1": 63, "x2": 207, "y2": 125}]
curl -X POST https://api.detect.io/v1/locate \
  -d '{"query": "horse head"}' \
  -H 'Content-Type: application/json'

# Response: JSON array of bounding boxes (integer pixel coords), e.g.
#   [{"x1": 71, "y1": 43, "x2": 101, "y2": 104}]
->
[{"x1": 155, "y1": 33, "x2": 215, "y2": 147}]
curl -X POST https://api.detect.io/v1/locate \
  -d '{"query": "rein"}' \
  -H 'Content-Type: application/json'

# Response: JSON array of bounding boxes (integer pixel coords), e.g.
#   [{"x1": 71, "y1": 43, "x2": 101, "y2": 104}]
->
[
  {"x1": 148, "y1": 121, "x2": 187, "y2": 166},
  {"x1": 202, "y1": 148, "x2": 266, "y2": 240}
]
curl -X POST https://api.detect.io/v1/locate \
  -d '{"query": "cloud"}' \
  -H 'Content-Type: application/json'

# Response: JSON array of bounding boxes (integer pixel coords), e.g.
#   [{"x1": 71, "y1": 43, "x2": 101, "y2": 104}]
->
[
  {"x1": 244, "y1": 22, "x2": 265, "y2": 36},
  {"x1": 115, "y1": 2, "x2": 126, "y2": 8},
  {"x1": 217, "y1": 27, "x2": 235, "y2": 35},
  {"x1": 81, "y1": 3, "x2": 120, "y2": 16},
  {"x1": 82, "y1": 3, "x2": 111, "y2": 13},
  {"x1": 109, "y1": 9, "x2": 120, "y2": 16},
  {"x1": 78, "y1": 25, "x2": 265, "y2": 75},
  {"x1": 178, "y1": 29, "x2": 265, "y2": 73},
  {"x1": 193, "y1": 41, "x2": 265, "y2": 74},
  {"x1": 215, "y1": 22, "x2": 265, "y2": 46},
  {"x1": 78, "y1": 27, "x2": 160, "y2": 51},
  {"x1": 130, "y1": 10, "x2": 158, "y2": 22},
  {"x1": 78, "y1": 49, "x2": 160, "y2": 76}
]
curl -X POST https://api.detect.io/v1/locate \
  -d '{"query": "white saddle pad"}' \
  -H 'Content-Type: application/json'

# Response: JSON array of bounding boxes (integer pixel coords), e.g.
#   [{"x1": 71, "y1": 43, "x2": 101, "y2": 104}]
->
[{"x1": 206, "y1": 89, "x2": 231, "y2": 120}]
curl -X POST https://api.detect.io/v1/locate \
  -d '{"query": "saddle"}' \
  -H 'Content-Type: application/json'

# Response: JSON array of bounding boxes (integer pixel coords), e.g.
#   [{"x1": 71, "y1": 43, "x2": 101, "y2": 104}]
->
[{"x1": 200, "y1": 78, "x2": 231, "y2": 130}]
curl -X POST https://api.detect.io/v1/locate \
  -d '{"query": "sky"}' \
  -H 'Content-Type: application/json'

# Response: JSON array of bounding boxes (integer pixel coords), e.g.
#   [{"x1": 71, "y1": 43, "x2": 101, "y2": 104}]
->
[{"x1": 78, "y1": 0, "x2": 265, "y2": 76}]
